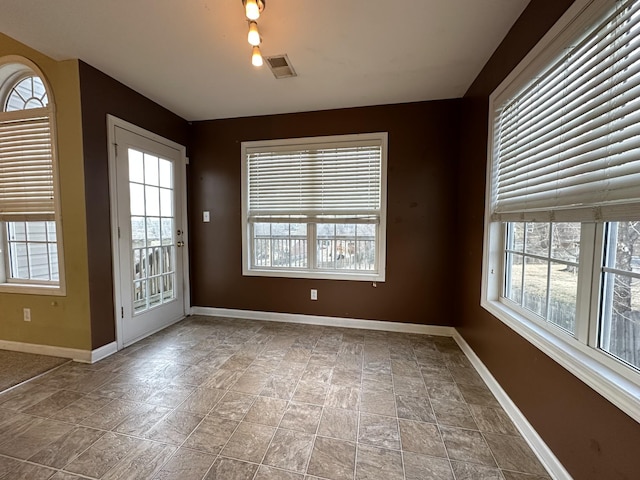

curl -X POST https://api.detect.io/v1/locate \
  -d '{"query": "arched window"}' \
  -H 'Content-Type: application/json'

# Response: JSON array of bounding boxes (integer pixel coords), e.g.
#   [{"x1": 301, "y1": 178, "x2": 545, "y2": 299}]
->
[{"x1": 0, "y1": 58, "x2": 62, "y2": 290}]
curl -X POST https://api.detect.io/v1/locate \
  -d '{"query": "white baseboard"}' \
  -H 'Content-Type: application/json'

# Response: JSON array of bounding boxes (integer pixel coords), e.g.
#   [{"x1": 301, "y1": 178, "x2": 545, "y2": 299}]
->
[
  {"x1": 88, "y1": 341, "x2": 118, "y2": 364},
  {"x1": 0, "y1": 339, "x2": 117, "y2": 364},
  {"x1": 453, "y1": 332, "x2": 571, "y2": 480},
  {"x1": 191, "y1": 306, "x2": 456, "y2": 337}
]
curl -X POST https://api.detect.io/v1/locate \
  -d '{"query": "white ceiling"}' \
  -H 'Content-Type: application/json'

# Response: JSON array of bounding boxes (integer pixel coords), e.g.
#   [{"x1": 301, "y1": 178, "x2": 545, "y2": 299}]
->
[{"x1": 0, "y1": 0, "x2": 530, "y2": 121}]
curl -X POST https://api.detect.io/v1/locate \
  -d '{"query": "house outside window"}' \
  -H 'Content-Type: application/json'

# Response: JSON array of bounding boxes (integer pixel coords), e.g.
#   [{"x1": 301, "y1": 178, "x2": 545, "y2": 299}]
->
[
  {"x1": 0, "y1": 57, "x2": 64, "y2": 293},
  {"x1": 483, "y1": 0, "x2": 640, "y2": 422},
  {"x1": 241, "y1": 133, "x2": 387, "y2": 281}
]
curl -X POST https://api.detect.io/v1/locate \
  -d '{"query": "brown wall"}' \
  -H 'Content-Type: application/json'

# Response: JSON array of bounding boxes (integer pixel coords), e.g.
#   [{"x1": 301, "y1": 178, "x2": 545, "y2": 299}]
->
[
  {"x1": 78, "y1": 61, "x2": 190, "y2": 348},
  {"x1": 457, "y1": 1, "x2": 640, "y2": 479},
  {"x1": 189, "y1": 101, "x2": 460, "y2": 325}
]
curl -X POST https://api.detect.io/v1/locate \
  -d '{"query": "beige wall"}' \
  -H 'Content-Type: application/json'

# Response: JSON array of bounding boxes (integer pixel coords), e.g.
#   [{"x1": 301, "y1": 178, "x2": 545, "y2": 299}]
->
[{"x1": 0, "y1": 33, "x2": 91, "y2": 350}]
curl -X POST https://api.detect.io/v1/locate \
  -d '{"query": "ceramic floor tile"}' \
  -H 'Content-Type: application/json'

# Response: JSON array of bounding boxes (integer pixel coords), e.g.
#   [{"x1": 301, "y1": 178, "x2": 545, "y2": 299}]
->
[
  {"x1": 231, "y1": 371, "x2": 270, "y2": 394},
  {"x1": 392, "y1": 375, "x2": 428, "y2": 397},
  {"x1": 292, "y1": 381, "x2": 328, "y2": 405},
  {"x1": 254, "y1": 464, "x2": 304, "y2": 480},
  {"x1": 0, "y1": 417, "x2": 73, "y2": 460},
  {"x1": 263, "y1": 429, "x2": 314, "y2": 473},
  {"x1": 469, "y1": 404, "x2": 520, "y2": 436},
  {"x1": 145, "y1": 384, "x2": 195, "y2": 408},
  {"x1": 260, "y1": 375, "x2": 300, "y2": 400},
  {"x1": 484, "y1": 433, "x2": 548, "y2": 476},
  {"x1": 431, "y1": 399, "x2": 478, "y2": 429},
  {"x1": 450, "y1": 461, "x2": 503, "y2": 480},
  {"x1": 403, "y1": 451, "x2": 454, "y2": 480},
  {"x1": 354, "y1": 444, "x2": 403, "y2": 480},
  {"x1": 427, "y1": 382, "x2": 465, "y2": 403},
  {"x1": 317, "y1": 407, "x2": 358, "y2": 442},
  {"x1": 145, "y1": 410, "x2": 204, "y2": 445},
  {"x1": 204, "y1": 456, "x2": 258, "y2": 480},
  {"x1": 357, "y1": 413, "x2": 400, "y2": 450},
  {"x1": 28, "y1": 425, "x2": 105, "y2": 469},
  {"x1": 177, "y1": 386, "x2": 225, "y2": 415},
  {"x1": 398, "y1": 419, "x2": 447, "y2": 457},
  {"x1": 78, "y1": 399, "x2": 142, "y2": 430},
  {"x1": 64, "y1": 432, "x2": 141, "y2": 479},
  {"x1": 440, "y1": 426, "x2": 496, "y2": 467},
  {"x1": 279, "y1": 402, "x2": 323, "y2": 434},
  {"x1": 183, "y1": 414, "x2": 238, "y2": 455},
  {"x1": 22, "y1": 390, "x2": 84, "y2": 417},
  {"x1": 243, "y1": 395, "x2": 288, "y2": 426},
  {"x1": 500, "y1": 470, "x2": 551, "y2": 480},
  {"x1": 151, "y1": 447, "x2": 215, "y2": 480},
  {"x1": 221, "y1": 421, "x2": 275, "y2": 463},
  {"x1": 211, "y1": 391, "x2": 256, "y2": 420},
  {"x1": 50, "y1": 394, "x2": 113, "y2": 423},
  {"x1": 50, "y1": 472, "x2": 89, "y2": 480},
  {"x1": 325, "y1": 385, "x2": 360, "y2": 411},
  {"x1": 114, "y1": 404, "x2": 172, "y2": 437},
  {"x1": 101, "y1": 440, "x2": 176, "y2": 480},
  {"x1": 0, "y1": 461, "x2": 57, "y2": 480},
  {"x1": 0, "y1": 317, "x2": 553, "y2": 480},
  {"x1": 306, "y1": 436, "x2": 356, "y2": 480},
  {"x1": 395, "y1": 394, "x2": 436, "y2": 423}
]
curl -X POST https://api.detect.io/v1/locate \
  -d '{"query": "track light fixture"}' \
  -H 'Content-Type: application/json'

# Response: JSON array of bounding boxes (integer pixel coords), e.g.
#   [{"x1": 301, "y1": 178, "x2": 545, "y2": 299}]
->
[
  {"x1": 242, "y1": 0, "x2": 265, "y2": 21},
  {"x1": 242, "y1": 0, "x2": 266, "y2": 66}
]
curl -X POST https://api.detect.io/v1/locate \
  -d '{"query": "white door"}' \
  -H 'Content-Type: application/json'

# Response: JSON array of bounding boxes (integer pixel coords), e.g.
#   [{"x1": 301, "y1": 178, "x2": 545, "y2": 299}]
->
[{"x1": 112, "y1": 123, "x2": 187, "y2": 347}]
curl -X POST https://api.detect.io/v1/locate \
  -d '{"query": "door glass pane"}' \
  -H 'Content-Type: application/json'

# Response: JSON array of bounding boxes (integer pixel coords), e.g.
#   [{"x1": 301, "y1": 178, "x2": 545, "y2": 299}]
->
[
  {"x1": 159, "y1": 159, "x2": 172, "y2": 188},
  {"x1": 144, "y1": 154, "x2": 159, "y2": 186},
  {"x1": 129, "y1": 149, "x2": 144, "y2": 183},
  {"x1": 130, "y1": 183, "x2": 145, "y2": 216},
  {"x1": 128, "y1": 148, "x2": 176, "y2": 314}
]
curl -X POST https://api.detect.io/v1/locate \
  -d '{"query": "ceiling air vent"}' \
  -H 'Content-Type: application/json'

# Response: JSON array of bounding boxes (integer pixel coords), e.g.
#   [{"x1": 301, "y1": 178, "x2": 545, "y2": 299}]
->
[{"x1": 265, "y1": 54, "x2": 297, "y2": 79}]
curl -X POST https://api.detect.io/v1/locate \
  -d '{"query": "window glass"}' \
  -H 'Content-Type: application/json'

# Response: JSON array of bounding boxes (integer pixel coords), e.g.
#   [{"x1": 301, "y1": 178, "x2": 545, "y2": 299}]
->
[
  {"x1": 0, "y1": 63, "x2": 61, "y2": 289},
  {"x1": 600, "y1": 221, "x2": 640, "y2": 370},
  {"x1": 504, "y1": 222, "x2": 580, "y2": 334}
]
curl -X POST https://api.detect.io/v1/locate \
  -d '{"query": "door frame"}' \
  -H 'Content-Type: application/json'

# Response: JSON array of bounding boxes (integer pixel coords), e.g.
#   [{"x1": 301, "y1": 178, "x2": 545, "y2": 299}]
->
[{"x1": 107, "y1": 115, "x2": 190, "y2": 350}]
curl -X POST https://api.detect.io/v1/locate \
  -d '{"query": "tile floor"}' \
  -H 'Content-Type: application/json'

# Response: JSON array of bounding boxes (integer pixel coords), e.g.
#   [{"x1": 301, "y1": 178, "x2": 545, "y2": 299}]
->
[{"x1": 0, "y1": 316, "x2": 552, "y2": 479}]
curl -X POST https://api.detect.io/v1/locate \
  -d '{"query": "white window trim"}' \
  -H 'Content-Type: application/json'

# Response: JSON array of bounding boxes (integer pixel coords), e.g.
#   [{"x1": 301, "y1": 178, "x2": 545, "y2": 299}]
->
[
  {"x1": 0, "y1": 56, "x2": 66, "y2": 296},
  {"x1": 482, "y1": 0, "x2": 640, "y2": 423},
  {"x1": 241, "y1": 133, "x2": 387, "y2": 282}
]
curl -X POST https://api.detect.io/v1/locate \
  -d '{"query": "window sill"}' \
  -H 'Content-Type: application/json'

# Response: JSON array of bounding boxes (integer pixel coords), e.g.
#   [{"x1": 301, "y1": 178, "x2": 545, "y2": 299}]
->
[
  {"x1": 481, "y1": 297, "x2": 640, "y2": 423},
  {"x1": 243, "y1": 267, "x2": 385, "y2": 282},
  {"x1": 0, "y1": 282, "x2": 65, "y2": 296}
]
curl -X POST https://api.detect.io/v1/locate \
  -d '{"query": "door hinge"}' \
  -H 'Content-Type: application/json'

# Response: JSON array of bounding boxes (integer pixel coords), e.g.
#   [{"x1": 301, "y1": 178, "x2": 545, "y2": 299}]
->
[
  {"x1": 114, "y1": 143, "x2": 119, "y2": 156},
  {"x1": 118, "y1": 226, "x2": 121, "y2": 239},
  {"x1": 121, "y1": 306, "x2": 124, "y2": 318}
]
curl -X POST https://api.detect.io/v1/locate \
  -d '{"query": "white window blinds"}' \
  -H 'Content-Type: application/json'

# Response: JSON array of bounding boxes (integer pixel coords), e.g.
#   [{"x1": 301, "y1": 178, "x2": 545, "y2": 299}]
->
[
  {"x1": 246, "y1": 138, "x2": 383, "y2": 219},
  {"x1": 491, "y1": 0, "x2": 640, "y2": 222},
  {"x1": 0, "y1": 110, "x2": 55, "y2": 221}
]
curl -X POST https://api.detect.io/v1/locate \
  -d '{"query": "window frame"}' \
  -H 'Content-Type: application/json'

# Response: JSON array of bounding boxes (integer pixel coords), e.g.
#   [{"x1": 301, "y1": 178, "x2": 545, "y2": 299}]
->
[
  {"x1": 0, "y1": 56, "x2": 65, "y2": 295},
  {"x1": 241, "y1": 132, "x2": 388, "y2": 282},
  {"x1": 482, "y1": 0, "x2": 640, "y2": 423}
]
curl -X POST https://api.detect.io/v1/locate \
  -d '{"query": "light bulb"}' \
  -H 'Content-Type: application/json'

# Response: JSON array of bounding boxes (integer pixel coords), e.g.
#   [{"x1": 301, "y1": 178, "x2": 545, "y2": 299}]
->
[
  {"x1": 252, "y1": 46, "x2": 263, "y2": 67},
  {"x1": 248, "y1": 21, "x2": 260, "y2": 46},
  {"x1": 245, "y1": 0, "x2": 260, "y2": 20}
]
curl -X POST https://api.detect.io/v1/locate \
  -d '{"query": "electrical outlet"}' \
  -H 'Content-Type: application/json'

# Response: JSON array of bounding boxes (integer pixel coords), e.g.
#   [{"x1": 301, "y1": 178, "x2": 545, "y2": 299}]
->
[
  {"x1": 203, "y1": 211, "x2": 210, "y2": 222},
  {"x1": 23, "y1": 308, "x2": 31, "y2": 322},
  {"x1": 310, "y1": 289, "x2": 317, "y2": 300}
]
